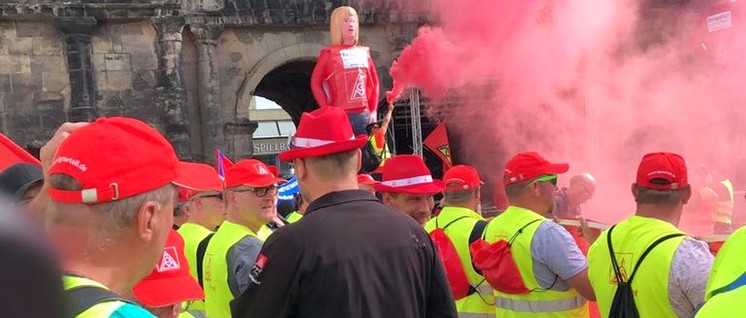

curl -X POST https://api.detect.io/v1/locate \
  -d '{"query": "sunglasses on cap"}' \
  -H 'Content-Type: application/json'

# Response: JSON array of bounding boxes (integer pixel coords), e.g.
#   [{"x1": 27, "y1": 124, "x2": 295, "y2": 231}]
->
[
  {"x1": 528, "y1": 174, "x2": 558, "y2": 187},
  {"x1": 231, "y1": 185, "x2": 278, "y2": 198}
]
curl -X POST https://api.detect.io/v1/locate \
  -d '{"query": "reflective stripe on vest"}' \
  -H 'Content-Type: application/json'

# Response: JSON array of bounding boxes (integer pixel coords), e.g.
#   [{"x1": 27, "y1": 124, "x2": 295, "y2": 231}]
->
[
  {"x1": 475, "y1": 283, "x2": 493, "y2": 295},
  {"x1": 203, "y1": 221, "x2": 261, "y2": 318},
  {"x1": 483, "y1": 206, "x2": 588, "y2": 318},
  {"x1": 587, "y1": 216, "x2": 685, "y2": 318},
  {"x1": 457, "y1": 312, "x2": 495, "y2": 318},
  {"x1": 424, "y1": 207, "x2": 495, "y2": 315},
  {"x1": 494, "y1": 296, "x2": 587, "y2": 312}
]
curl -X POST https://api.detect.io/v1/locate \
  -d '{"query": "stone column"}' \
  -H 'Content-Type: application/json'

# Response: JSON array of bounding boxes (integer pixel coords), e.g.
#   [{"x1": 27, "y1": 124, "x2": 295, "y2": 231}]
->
[
  {"x1": 224, "y1": 120, "x2": 258, "y2": 161},
  {"x1": 56, "y1": 17, "x2": 98, "y2": 122},
  {"x1": 152, "y1": 16, "x2": 192, "y2": 160},
  {"x1": 190, "y1": 20, "x2": 225, "y2": 163}
]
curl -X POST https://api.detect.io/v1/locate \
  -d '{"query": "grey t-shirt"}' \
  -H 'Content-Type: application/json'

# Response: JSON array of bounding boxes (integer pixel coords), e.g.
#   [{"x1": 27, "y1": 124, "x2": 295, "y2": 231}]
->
[
  {"x1": 668, "y1": 237, "x2": 713, "y2": 318},
  {"x1": 531, "y1": 221, "x2": 588, "y2": 290},
  {"x1": 227, "y1": 236, "x2": 264, "y2": 297}
]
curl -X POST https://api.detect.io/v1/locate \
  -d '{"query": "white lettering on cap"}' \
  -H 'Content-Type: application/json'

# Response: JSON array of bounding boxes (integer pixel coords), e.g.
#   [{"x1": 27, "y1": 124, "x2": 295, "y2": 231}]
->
[{"x1": 52, "y1": 156, "x2": 88, "y2": 172}]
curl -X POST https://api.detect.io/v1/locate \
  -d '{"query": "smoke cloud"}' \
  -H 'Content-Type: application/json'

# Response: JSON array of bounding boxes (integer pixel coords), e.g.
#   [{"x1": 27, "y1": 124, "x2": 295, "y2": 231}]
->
[{"x1": 388, "y1": 0, "x2": 746, "y2": 229}]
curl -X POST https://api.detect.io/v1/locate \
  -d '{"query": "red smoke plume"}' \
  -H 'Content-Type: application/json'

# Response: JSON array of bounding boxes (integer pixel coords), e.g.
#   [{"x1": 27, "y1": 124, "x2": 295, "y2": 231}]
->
[{"x1": 388, "y1": 0, "x2": 746, "y2": 230}]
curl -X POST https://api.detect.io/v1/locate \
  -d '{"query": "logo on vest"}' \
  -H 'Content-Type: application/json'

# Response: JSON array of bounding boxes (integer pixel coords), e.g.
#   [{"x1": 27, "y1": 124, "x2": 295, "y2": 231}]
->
[
  {"x1": 249, "y1": 253, "x2": 269, "y2": 285},
  {"x1": 609, "y1": 252, "x2": 631, "y2": 284},
  {"x1": 350, "y1": 72, "x2": 367, "y2": 101},
  {"x1": 157, "y1": 246, "x2": 180, "y2": 272}
]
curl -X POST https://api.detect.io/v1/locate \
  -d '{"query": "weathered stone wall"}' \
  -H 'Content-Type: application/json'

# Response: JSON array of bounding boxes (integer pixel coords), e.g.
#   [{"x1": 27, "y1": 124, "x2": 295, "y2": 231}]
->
[
  {"x1": 0, "y1": 21, "x2": 68, "y2": 147},
  {"x1": 0, "y1": 0, "x2": 424, "y2": 161}
]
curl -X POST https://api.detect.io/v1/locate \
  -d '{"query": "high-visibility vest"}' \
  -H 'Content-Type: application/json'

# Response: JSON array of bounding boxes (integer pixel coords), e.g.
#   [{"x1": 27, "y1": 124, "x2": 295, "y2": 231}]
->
[
  {"x1": 370, "y1": 130, "x2": 391, "y2": 168},
  {"x1": 483, "y1": 206, "x2": 588, "y2": 318},
  {"x1": 177, "y1": 223, "x2": 213, "y2": 313},
  {"x1": 424, "y1": 206, "x2": 495, "y2": 318},
  {"x1": 587, "y1": 216, "x2": 686, "y2": 318},
  {"x1": 286, "y1": 211, "x2": 303, "y2": 223},
  {"x1": 714, "y1": 179, "x2": 734, "y2": 225},
  {"x1": 696, "y1": 226, "x2": 746, "y2": 317},
  {"x1": 63, "y1": 275, "x2": 155, "y2": 318},
  {"x1": 203, "y1": 221, "x2": 261, "y2": 318},
  {"x1": 257, "y1": 224, "x2": 273, "y2": 241}
]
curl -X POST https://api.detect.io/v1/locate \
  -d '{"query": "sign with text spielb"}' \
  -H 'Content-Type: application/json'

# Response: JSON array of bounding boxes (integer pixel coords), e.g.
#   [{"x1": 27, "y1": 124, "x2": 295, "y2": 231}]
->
[{"x1": 254, "y1": 138, "x2": 290, "y2": 155}]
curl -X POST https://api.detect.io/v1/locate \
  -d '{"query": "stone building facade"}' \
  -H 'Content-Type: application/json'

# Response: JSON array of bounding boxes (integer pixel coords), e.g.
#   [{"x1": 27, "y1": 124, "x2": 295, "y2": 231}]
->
[{"x1": 0, "y1": 0, "x2": 425, "y2": 162}]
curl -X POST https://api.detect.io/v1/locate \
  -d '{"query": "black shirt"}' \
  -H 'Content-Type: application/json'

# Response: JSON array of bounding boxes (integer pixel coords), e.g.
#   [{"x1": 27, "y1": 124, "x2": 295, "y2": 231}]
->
[{"x1": 230, "y1": 190, "x2": 457, "y2": 318}]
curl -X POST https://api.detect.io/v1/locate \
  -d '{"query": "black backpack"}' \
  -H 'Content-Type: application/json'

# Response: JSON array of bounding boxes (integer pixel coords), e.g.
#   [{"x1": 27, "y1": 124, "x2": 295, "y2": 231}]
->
[{"x1": 606, "y1": 225, "x2": 685, "y2": 318}]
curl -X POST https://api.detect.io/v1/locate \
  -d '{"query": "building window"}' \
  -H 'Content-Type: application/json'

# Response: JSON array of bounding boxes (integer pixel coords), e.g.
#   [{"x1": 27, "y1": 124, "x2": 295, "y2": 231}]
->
[
  {"x1": 278, "y1": 120, "x2": 296, "y2": 137},
  {"x1": 254, "y1": 121, "x2": 280, "y2": 138}
]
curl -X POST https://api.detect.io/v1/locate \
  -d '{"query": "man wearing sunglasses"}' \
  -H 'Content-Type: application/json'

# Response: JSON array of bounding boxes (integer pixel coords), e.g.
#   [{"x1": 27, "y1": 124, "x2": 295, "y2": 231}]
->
[
  {"x1": 483, "y1": 152, "x2": 595, "y2": 318},
  {"x1": 203, "y1": 159, "x2": 284, "y2": 318}
]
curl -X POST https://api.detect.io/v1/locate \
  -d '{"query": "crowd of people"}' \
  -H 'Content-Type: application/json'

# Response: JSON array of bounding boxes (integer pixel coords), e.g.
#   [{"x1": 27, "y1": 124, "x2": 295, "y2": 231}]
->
[
  {"x1": 0, "y1": 104, "x2": 742, "y2": 318},
  {"x1": 0, "y1": 5, "x2": 743, "y2": 318}
]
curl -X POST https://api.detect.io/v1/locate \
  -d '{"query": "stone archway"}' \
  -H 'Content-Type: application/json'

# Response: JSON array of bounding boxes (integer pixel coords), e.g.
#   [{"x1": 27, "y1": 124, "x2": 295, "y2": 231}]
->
[{"x1": 235, "y1": 43, "x2": 324, "y2": 124}]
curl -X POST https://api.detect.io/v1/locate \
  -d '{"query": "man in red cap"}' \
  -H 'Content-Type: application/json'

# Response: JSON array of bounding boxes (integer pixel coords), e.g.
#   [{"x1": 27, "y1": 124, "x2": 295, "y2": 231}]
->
[
  {"x1": 587, "y1": 152, "x2": 713, "y2": 318},
  {"x1": 357, "y1": 173, "x2": 379, "y2": 193},
  {"x1": 132, "y1": 230, "x2": 205, "y2": 318},
  {"x1": 482, "y1": 152, "x2": 595, "y2": 318},
  {"x1": 173, "y1": 161, "x2": 226, "y2": 316},
  {"x1": 424, "y1": 164, "x2": 494, "y2": 317},
  {"x1": 230, "y1": 106, "x2": 456, "y2": 317},
  {"x1": 202, "y1": 159, "x2": 283, "y2": 318},
  {"x1": 36, "y1": 117, "x2": 186, "y2": 317},
  {"x1": 375, "y1": 154, "x2": 445, "y2": 225}
]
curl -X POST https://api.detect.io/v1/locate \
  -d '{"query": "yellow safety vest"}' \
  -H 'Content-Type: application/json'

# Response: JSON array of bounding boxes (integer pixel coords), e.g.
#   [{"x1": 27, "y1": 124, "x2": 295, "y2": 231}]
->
[
  {"x1": 483, "y1": 206, "x2": 588, "y2": 318},
  {"x1": 587, "y1": 216, "x2": 685, "y2": 318},
  {"x1": 696, "y1": 226, "x2": 746, "y2": 317},
  {"x1": 286, "y1": 211, "x2": 303, "y2": 223},
  {"x1": 177, "y1": 223, "x2": 213, "y2": 314},
  {"x1": 63, "y1": 275, "x2": 155, "y2": 318},
  {"x1": 424, "y1": 206, "x2": 495, "y2": 318},
  {"x1": 714, "y1": 179, "x2": 734, "y2": 225},
  {"x1": 257, "y1": 224, "x2": 273, "y2": 241},
  {"x1": 370, "y1": 130, "x2": 391, "y2": 168},
  {"x1": 203, "y1": 221, "x2": 261, "y2": 318}
]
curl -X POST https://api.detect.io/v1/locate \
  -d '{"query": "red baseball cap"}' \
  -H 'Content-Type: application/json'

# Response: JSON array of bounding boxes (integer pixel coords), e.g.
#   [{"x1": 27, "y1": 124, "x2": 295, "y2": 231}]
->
[
  {"x1": 503, "y1": 152, "x2": 569, "y2": 186},
  {"x1": 48, "y1": 117, "x2": 184, "y2": 204},
  {"x1": 132, "y1": 230, "x2": 204, "y2": 307},
  {"x1": 174, "y1": 161, "x2": 223, "y2": 195},
  {"x1": 279, "y1": 107, "x2": 367, "y2": 162},
  {"x1": 636, "y1": 152, "x2": 688, "y2": 190},
  {"x1": 357, "y1": 174, "x2": 380, "y2": 185},
  {"x1": 444, "y1": 165, "x2": 483, "y2": 191},
  {"x1": 225, "y1": 159, "x2": 285, "y2": 189},
  {"x1": 373, "y1": 155, "x2": 444, "y2": 195}
]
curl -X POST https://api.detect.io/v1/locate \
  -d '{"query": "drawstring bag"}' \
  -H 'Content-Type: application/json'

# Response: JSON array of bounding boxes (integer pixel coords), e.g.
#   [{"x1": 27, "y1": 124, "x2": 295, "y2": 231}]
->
[
  {"x1": 470, "y1": 219, "x2": 542, "y2": 295},
  {"x1": 430, "y1": 216, "x2": 472, "y2": 299},
  {"x1": 607, "y1": 225, "x2": 684, "y2": 318}
]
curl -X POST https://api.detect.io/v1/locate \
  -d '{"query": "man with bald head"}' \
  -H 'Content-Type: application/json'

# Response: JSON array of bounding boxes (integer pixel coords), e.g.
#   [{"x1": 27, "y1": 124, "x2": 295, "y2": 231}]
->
[{"x1": 554, "y1": 173, "x2": 596, "y2": 219}]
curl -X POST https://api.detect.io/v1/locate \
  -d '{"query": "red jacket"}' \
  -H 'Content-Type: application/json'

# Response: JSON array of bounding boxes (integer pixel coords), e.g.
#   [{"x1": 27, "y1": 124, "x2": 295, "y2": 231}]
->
[{"x1": 311, "y1": 45, "x2": 380, "y2": 114}]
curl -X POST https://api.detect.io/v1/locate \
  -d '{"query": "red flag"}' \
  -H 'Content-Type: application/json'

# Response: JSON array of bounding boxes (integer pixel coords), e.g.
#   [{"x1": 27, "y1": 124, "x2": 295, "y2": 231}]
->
[
  {"x1": 424, "y1": 121, "x2": 452, "y2": 168},
  {"x1": 0, "y1": 133, "x2": 40, "y2": 171}
]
